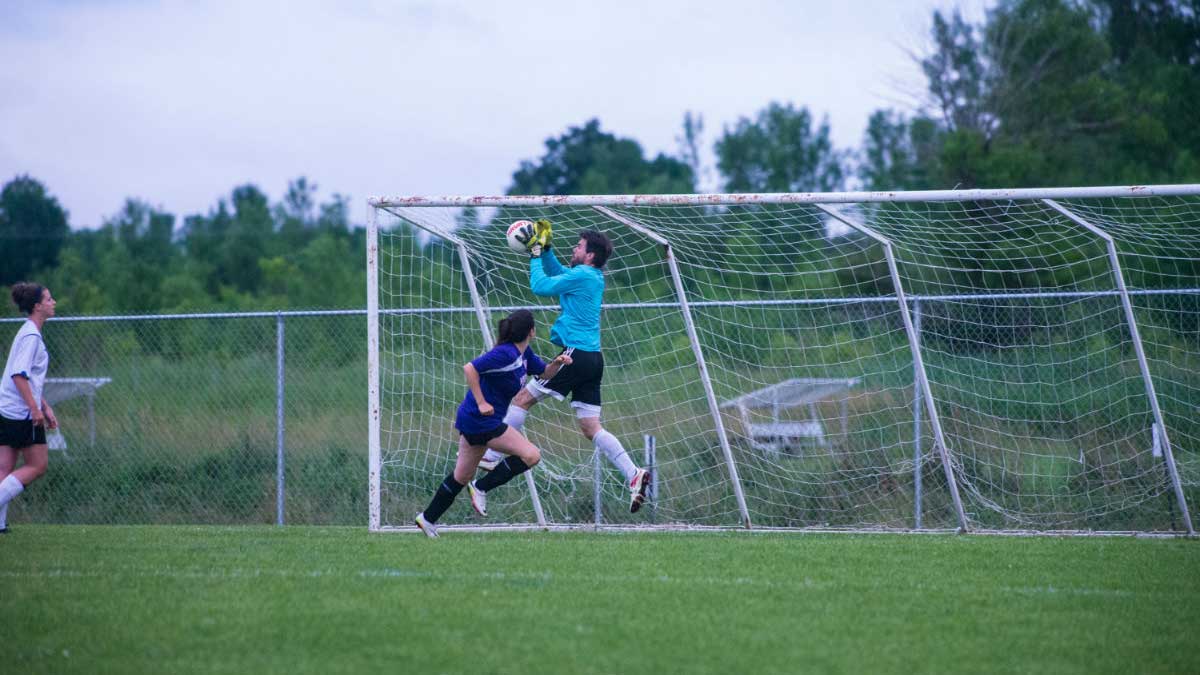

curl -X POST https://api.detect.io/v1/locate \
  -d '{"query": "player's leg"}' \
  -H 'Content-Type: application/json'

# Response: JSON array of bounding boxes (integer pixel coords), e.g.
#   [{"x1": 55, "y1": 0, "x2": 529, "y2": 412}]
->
[
  {"x1": 576, "y1": 412, "x2": 648, "y2": 512},
  {"x1": 504, "y1": 389, "x2": 537, "y2": 433},
  {"x1": 469, "y1": 427, "x2": 542, "y2": 515},
  {"x1": 0, "y1": 445, "x2": 15, "y2": 533},
  {"x1": 416, "y1": 436, "x2": 485, "y2": 537},
  {"x1": 572, "y1": 351, "x2": 650, "y2": 513},
  {"x1": 0, "y1": 414, "x2": 46, "y2": 512},
  {"x1": 578, "y1": 415, "x2": 636, "y2": 481},
  {"x1": 0, "y1": 439, "x2": 47, "y2": 519},
  {"x1": 481, "y1": 349, "x2": 574, "y2": 470},
  {"x1": 10, "y1": 443, "x2": 48, "y2": 486},
  {"x1": 479, "y1": 391, "x2": 538, "y2": 471}
]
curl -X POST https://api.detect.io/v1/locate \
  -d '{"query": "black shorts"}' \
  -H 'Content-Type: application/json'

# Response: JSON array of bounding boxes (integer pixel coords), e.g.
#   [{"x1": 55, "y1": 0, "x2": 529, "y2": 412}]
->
[
  {"x1": 460, "y1": 423, "x2": 509, "y2": 448},
  {"x1": 530, "y1": 347, "x2": 604, "y2": 407},
  {"x1": 0, "y1": 415, "x2": 46, "y2": 449}
]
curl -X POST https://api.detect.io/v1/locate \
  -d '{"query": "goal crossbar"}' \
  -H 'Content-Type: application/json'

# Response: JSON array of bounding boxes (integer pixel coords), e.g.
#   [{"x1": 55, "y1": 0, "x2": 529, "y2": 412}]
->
[{"x1": 370, "y1": 184, "x2": 1200, "y2": 209}]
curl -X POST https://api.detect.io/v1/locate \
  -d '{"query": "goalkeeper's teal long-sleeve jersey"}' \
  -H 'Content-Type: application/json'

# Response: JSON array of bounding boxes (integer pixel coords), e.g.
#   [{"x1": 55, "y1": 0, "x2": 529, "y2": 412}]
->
[{"x1": 529, "y1": 251, "x2": 604, "y2": 351}]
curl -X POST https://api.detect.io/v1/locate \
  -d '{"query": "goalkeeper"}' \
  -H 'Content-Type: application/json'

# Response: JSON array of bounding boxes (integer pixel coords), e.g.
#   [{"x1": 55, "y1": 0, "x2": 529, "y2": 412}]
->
[{"x1": 481, "y1": 220, "x2": 651, "y2": 513}]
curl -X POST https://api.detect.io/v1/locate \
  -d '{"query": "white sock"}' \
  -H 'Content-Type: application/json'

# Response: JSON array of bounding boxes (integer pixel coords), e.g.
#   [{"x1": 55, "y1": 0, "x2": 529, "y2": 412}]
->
[
  {"x1": 504, "y1": 406, "x2": 527, "y2": 431},
  {"x1": 594, "y1": 429, "x2": 637, "y2": 483},
  {"x1": 0, "y1": 502, "x2": 7, "y2": 529},
  {"x1": 482, "y1": 407, "x2": 529, "y2": 465},
  {"x1": 0, "y1": 474, "x2": 24, "y2": 508}
]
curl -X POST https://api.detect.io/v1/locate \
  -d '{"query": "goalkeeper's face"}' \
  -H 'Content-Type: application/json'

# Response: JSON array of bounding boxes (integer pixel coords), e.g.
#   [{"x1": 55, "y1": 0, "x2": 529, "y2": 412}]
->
[{"x1": 570, "y1": 238, "x2": 592, "y2": 267}]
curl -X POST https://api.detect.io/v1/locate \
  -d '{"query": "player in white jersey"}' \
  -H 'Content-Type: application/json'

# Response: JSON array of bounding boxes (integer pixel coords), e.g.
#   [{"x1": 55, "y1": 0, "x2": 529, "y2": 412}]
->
[{"x1": 0, "y1": 283, "x2": 59, "y2": 533}]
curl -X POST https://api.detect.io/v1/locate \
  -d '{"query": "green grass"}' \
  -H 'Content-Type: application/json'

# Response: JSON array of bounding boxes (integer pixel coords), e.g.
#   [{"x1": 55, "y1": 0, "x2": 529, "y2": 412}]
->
[{"x1": 2, "y1": 526, "x2": 1197, "y2": 674}]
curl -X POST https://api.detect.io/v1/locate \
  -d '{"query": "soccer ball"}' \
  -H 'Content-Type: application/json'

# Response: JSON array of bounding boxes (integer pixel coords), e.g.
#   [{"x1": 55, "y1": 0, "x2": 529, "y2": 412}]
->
[{"x1": 506, "y1": 220, "x2": 534, "y2": 253}]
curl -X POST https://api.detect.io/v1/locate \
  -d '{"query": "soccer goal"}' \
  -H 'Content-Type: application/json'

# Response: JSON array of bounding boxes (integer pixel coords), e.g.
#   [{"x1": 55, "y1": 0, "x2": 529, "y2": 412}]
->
[{"x1": 367, "y1": 185, "x2": 1200, "y2": 535}]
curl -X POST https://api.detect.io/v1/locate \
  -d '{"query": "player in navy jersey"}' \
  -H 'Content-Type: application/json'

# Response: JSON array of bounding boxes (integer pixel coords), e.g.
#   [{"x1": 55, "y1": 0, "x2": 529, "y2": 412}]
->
[
  {"x1": 483, "y1": 221, "x2": 651, "y2": 513},
  {"x1": 415, "y1": 309, "x2": 571, "y2": 538}
]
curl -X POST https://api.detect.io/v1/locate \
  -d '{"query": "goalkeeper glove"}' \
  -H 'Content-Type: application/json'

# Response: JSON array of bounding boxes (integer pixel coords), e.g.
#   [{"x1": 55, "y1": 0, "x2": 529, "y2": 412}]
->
[
  {"x1": 512, "y1": 222, "x2": 535, "y2": 248},
  {"x1": 533, "y1": 218, "x2": 552, "y2": 251}
]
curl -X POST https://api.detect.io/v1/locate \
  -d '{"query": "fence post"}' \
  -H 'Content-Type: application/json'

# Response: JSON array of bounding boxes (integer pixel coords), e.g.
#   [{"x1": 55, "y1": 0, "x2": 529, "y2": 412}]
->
[
  {"x1": 644, "y1": 434, "x2": 657, "y2": 524},
  {"x1": 594, "y1": 449, "x2": 602, "y2": 528},
  {"x1": 912, "y1": 298, "x2": 923, "y2": 530},
  {"x1": 275, "y1": 312, "x2": 285, "y2": 527}
]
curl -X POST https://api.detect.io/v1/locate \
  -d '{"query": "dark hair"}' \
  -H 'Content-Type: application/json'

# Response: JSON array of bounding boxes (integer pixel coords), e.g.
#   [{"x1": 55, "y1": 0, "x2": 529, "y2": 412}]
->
[
  {"x1": 496, "y1": 309, "x2": 535, "y2": 344},
  {"x1": 11, "y1": 282, "x2": 45, "y2": 315},
  {"x1": 579, "y1": 230, "x2": 613, "y2": 268}
]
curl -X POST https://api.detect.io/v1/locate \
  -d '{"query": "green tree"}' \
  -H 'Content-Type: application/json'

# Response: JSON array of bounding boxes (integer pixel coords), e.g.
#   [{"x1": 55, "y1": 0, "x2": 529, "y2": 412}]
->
[
  {"x1": 275, "y1": 177, "x2": 319, "y2": 251},
  {"x1": 891, "y1": 0, "x2": 1200, "y2": 189},
  {"x1": 0, "y1": 175, "x2": 70, "y2": 285},
  {"x1": 715, "y1": 102, "x2": 847, "y2": 193},
  {"x1": 98, "y1": 199, "x2": 178, "y2": 313},
  {"x1": 182, "y1": 185, "x2": 274, "y2": 295},
  {"x1": 676, "y1": 111, "x2": 709, "y2": 190},
  {"x1": 858, "y1": 111, "x2": 942, "y2": 191},
  {"x1": 509, "y1": 119, "x2": 694, "y2": 195},
  {"x1": 1100, "y1": 0, "x2": 1200, "y2": 181}
]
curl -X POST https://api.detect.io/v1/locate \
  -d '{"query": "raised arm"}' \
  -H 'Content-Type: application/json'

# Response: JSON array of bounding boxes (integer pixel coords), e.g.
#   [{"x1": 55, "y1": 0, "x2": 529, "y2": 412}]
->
[
  {"x1": 531, "y1": 259, "x2": 586, "y2": 297},
  {"x1": 540, "y1": 248, "x2": 566, "y2": 277}
]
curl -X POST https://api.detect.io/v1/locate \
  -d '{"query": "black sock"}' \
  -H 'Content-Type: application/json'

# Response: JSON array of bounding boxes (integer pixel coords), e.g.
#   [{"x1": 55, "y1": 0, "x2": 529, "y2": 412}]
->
[
  {"x1": 474, "y1": 456, "x2": 531, "y2": 492},
  {"x1": 423, "y1": 474, "x2": 465, "y2": 523}
]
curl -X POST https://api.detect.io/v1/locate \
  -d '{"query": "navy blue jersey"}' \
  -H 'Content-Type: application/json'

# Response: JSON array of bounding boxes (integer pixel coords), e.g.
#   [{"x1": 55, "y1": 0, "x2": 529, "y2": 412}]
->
[{"x1": 455, "y1": 343, "x2": 547, "y2": 435}]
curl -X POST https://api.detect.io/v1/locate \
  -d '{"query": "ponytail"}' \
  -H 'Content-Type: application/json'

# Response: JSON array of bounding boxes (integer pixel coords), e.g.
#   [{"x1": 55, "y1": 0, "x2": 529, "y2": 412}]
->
[
  {"x1": 11, "y1": 282, "x2": 45, "y2": 315},
  {"x1": 496, "y1": 309, "x2": 535, "y2": 344}
]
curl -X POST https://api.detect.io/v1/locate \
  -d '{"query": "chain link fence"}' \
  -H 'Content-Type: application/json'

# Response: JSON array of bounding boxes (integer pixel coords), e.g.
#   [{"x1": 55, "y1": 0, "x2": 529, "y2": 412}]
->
[
  {"x1": 3, "y1": 311, "x2": 366, "y2": 525},
  {"x1": 3, "y1": 289, "x2": 1196, "y2": 526}
]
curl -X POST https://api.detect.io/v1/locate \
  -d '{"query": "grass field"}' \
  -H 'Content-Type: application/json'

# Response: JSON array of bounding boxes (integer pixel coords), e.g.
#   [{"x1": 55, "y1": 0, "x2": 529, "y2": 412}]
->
[{"x1": 2, "y1": 526, "x2": 1197, "y2": 674}]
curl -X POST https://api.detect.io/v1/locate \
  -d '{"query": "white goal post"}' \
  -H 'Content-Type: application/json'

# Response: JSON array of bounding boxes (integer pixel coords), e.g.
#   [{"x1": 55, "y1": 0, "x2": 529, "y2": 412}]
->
[{"x1": 368, "y1": 185, "x2": 1200, "y2": 534}]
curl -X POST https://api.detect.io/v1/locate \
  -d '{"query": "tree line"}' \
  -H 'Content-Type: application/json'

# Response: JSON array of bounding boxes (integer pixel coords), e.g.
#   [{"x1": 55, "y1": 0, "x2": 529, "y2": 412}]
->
[{"x1": 3, "y1": 0, "x2": 1197, "y2": 315}]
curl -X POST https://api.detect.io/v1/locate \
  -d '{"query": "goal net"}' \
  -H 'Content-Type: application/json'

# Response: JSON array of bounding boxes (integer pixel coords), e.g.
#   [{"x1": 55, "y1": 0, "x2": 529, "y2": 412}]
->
[{"x1": 367, "y1": 186, "x2": 1199, "y2": 534}]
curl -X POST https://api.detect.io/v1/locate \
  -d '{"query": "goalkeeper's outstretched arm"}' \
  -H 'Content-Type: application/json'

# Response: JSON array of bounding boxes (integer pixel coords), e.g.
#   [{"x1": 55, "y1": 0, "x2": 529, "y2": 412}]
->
[
  {"x1": 539, "y1": 247, "x2": 567, "y2": 276},
  {"x1": 526, "y1": 218, "x2": 578, "y2": 295},
  {"x1": 528, "y1": 219, "x2": 566, "y2": 276},
  {"x1": 530, "y1": 259, "x2": 585, "y2": 296}
]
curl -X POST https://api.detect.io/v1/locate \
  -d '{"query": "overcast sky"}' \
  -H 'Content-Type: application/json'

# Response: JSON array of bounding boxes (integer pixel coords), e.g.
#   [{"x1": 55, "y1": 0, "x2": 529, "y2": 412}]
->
[{"x1": 1, "y1": 0, "x2": 989, "y2": 229}]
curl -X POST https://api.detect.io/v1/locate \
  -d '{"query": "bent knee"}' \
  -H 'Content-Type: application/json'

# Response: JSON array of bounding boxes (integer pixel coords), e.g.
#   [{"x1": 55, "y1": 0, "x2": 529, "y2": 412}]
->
[
  {"x1": 523, "y1": 447, "x2": 542, "y2": 467},
  {"x1": 578, "y1": 421, "x2": 601, "y2": 440}
]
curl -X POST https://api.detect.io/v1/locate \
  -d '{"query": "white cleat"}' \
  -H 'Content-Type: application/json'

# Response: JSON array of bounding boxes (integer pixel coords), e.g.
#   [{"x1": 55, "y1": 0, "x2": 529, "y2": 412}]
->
[
  {"x1": 468, "y1": 481, "x2": 488, "y2": 517},
  {"x1": 415, "y1": 512, "x2": 439, "y2": 538},
  {"x1": 629, "y1": 468, "x2": 650, "y2": 514}
]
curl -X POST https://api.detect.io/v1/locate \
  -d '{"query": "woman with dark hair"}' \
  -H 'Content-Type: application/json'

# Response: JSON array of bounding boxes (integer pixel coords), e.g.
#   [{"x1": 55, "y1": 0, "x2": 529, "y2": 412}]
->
[
  {"x1": 415, "y1": 309, "x2": 571, "y2": 538},
  {"x1": 0, "y1": 283, "x2": 58, "y2": 533}
]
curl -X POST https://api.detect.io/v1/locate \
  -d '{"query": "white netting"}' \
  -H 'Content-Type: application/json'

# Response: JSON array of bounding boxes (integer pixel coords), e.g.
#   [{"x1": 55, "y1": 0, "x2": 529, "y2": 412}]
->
[{"x1": 371, "y1": 192, "x2": 1198, "y2": 532}]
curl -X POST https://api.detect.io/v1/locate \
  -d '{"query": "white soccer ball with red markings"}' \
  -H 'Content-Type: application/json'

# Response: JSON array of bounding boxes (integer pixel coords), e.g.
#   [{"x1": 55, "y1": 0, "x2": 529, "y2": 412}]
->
[{"x1": 506, "y1": 219, "x2": 534, "y2": 253}]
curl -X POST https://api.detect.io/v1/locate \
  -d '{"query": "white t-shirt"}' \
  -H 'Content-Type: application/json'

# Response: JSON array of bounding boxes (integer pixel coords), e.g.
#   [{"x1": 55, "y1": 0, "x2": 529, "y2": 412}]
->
[{"x1": 0, "y1": 320, "x2": 49, "y2": 420}]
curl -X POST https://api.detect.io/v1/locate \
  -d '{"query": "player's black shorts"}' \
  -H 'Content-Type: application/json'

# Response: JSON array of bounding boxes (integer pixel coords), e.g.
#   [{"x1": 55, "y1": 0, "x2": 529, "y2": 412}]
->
[
  {"x1": 0, "y1": 415, "x2": 46, "y2": 449},
  {"x1": 459, "y1": 423, "x2": 509, "y2": 448},
  {"x1": 531, "y1": 347, "x2": 604, "y2": 407}
]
